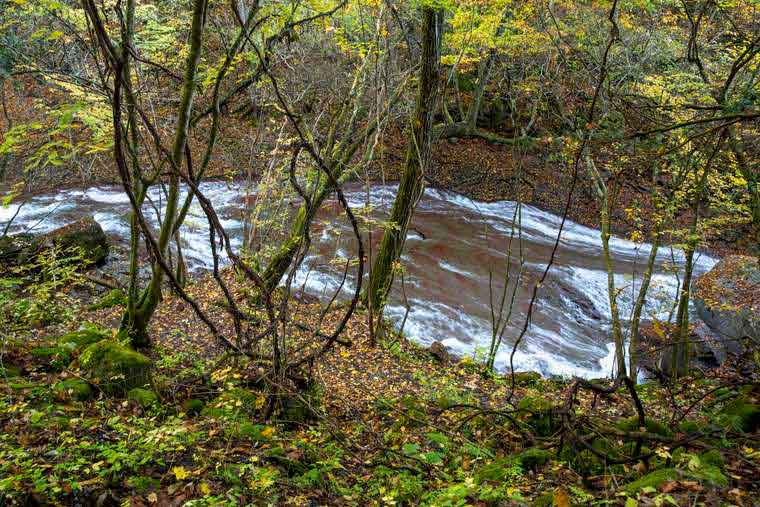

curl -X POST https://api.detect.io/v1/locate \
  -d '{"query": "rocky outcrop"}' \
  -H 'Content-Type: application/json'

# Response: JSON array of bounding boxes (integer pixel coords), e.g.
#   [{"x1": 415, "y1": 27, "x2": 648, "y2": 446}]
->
[
  {"x1": 694, "y1": 255, "x2": 759, "y2": 354},
  {"x1": 0, "y1": 216, "x2": 109, "y2": 266}
]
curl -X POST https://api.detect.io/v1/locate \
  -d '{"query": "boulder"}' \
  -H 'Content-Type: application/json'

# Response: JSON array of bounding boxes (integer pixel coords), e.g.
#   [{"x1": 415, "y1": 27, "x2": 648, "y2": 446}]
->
[
  {"x1": 0, "y1": 216, "x2": 109, "y2": 267},
  {"x1": 694, "y1": 255, "x2": 760, "y2": 353},
  {"x1": 79, "y1": 340, "x2": 151, "y2": 395}
]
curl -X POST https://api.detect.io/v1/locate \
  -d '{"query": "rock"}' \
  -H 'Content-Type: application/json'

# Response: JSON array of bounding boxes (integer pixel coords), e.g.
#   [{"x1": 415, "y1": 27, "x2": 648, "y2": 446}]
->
[
  {"x1": 0, "y1": 216, "x2": 109, "y2": 266},
  {"x1": 53, "y1": 378, "x2": 93, "y2": 401},
  {"x1": 429, "y1": 341, "x2": 450, "y2": 363},
  {"x1": 127, "y1": 387, "x2": 158, "y2": 408},
  {"x1": 57, "y1": 322, "x2": 112, "y2": 353},
  {"x1": 44, "y1": 217, "x2": 109, "y2": 265},
  {"x1": 694, "y1": 255, "x2": 760, "y2": 353},
  {"x1": 79, "y1": 340, "x2": 151, "y2": 395}
]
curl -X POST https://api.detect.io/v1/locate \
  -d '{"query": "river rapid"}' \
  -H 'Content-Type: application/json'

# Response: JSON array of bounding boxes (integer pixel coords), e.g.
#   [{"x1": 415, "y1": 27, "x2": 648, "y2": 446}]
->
[{"x1": 0, "y1": 181, "x2": 716, "y2": 378}]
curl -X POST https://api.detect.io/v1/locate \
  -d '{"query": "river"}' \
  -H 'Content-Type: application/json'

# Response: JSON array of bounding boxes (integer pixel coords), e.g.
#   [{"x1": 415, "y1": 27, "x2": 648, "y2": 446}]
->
[{"x1": 0, "y1": 181, "x2": 716, "y2": 378}]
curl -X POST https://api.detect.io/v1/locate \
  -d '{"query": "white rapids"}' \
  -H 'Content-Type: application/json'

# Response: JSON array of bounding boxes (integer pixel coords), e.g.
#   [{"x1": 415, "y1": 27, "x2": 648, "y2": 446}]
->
[{"x1": 1, "y1": 181, "x2": 716, "y2": 378}]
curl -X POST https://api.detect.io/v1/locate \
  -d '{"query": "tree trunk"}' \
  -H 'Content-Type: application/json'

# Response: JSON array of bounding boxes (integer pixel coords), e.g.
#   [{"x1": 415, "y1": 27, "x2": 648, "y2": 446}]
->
[
  {"x1": 366, "y1": 6, "x2": 442, "y2": 312},
  {"x1": 120, "y1": 0, "x2": 207, "y2": 346}
]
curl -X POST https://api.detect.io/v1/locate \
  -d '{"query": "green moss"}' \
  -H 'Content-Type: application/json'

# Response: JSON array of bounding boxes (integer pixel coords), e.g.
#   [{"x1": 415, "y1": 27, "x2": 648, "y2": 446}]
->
[
  {"x1": 476, "y1": 456, "x2": 520, "y2": 482},
  {"x1": 519, "y1": 447, "x2": 552, "y2": 470},
  {"x1": 227, "y1": 422, "x2": 273, "y2": 442},
  {"x1": 512, "y1": 371, "x2": 541, "y2": 386},
  {"x1": 686, "y1": 463, "x2": 728, "y2": 487},
  {"x1": 202, "y1": 388, "x2": 260, "y2": 420},
  {"x1": 0, "y1": 363, "x2": 22, "y2": 377},
  {"x1": 624, "y1": 468, "x2": 678, "y2": 494},
  {"x1": 183, "y1": 398, "x2": 205, "y2": 416},
  {"x1": 615, "y1": 416, "x2": 672, "y2": 437},
  {"x1": 57, "y1": 323, "x2": 111, "y2": 352},
  {"x1": 31, "y1": 346, "x2": 72, "y2": 370},
  {"x1": 80, "y1": 340, "x2": 151, "y2": 395},
  {"x1": 700, "y1": 449, "x2": 725, "y2": 469},
  {"x1": 88, "y1": 289, "x2": 127, "y2": 311},
  {"x1": 677, "y1": 420, "x2": 700, "y2": 434},
  {"x1": 53, "y1": 378, "x2": 93, "y2": 401},
  {"x1": 127, "y1": 387, "x2": 158, "y2": 408},
  {"x1": 518, "y1": 396, "x2": 558, "y2": 436},
  {"x1": 719, "y1": 396, "x2": 760, "y2": 433}
]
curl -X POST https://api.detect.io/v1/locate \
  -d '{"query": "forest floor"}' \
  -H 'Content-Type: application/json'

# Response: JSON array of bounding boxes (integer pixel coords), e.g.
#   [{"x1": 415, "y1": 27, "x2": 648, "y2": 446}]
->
[{"x1": 1, "y1": 271, "x2": 759, "y2": 506}]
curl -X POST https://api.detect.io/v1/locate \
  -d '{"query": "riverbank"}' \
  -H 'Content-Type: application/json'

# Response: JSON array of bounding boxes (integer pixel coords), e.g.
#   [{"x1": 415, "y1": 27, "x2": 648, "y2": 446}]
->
[
  {"x1": 4, "y1": 133, "x2": 750, "y2": 259},
  {"x1": 1, "y1": 271, "x2": 758, "y2": 505}
]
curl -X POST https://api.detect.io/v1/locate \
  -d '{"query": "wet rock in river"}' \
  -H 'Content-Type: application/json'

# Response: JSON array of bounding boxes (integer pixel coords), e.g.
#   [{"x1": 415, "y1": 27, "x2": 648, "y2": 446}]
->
[
  {"x1": 694, "y1": 255, "x2": 759, "y2": 354},
  {"x1": 0, "y1": 216, "x2": 109, "y2": 266}
]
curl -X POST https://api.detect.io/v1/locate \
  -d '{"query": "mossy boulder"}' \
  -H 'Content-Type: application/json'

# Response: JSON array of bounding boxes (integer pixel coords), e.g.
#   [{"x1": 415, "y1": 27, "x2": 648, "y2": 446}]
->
[
  {"x1": 127, "y1": 387, "x2": 158, "y2": 408},
  {"x1": 518, "y1": 396, "x2": 558, "y2": 436},
  {"x1": 30, "y1": 346, "x2": 72, "y2": 371},
  {"x1": 57, "y1": 323, "x2": 111, "y2": 353},
  {"x1": 519, "y1": 447, "x2": 552, "y2": 470},
  {"x1": 477, "y1": 457, "x2": 520, "y2": 482},
  {"x1": 88, "y1": 289, "x2": 127, "y2": 311},
  {"x1": 625, "y1": 463, "x2": 728, "y2": 494},
  {"x1": 79, "y1": 340, "x2": 151, "y2": 395},
  {"x1": 718, "y1": 396, "x2": 760, "y2": 433},
  {"x1": 0, "y1": 217, "x2": 109, "y2": 266},
  {"x1": 53, "y1": 378, "x2": 93, "y2": 401},
  {"x1": 44, "y1": 217, "x2": 109, "y2": 265}
]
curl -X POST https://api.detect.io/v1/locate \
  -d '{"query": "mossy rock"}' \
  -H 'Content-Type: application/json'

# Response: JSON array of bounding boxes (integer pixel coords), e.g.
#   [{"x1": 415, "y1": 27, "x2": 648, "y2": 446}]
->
[
  {"x1": 127, "y1": 387, "x2": 158, "y2": 408},
  {"x1": 53, "y1": 378, "x2": 93, "y2": 401},
  {"x1": 615, "y1": 416, "x2": 672, "y2": 438},
  {"x1": 719, "y1": 396, "x2": 760, "y2": 433},
  {"x1": 80, "y1": 340, "x2": 151, "y2": 395},
  {"x1": 518, "y1": 396, "x2": 558, "y2": 436},
  {"x1": 88, "y1": 289, "x2": 127, "y2": 311},
  {"x1": 30, "y1": 346, "x2": 72, "y2": 370},
  {"x1": 183, "y1": 398, "x2": 205, "y2": 416},
  {"x1": 44, "y1": 217, "x2": 109, "y2": 265},
  {"x1": 519, "y1": 447, "x2": 552, "y2": 470},
  {"x1": 624, "y1": 468, "x2": 678, "y2": 494},
  {"x1": 512, "y1": 371, "x2": 542, "y2": 386},
  {"x1": 57, "y1": 323, "x2": 111, "y2": 353}
]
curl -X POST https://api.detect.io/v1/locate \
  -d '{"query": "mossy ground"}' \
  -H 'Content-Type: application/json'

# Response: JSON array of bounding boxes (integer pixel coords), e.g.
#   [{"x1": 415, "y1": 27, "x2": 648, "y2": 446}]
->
[{"x1": 1, "y1": 275, "x2": 758, "y2": 506}]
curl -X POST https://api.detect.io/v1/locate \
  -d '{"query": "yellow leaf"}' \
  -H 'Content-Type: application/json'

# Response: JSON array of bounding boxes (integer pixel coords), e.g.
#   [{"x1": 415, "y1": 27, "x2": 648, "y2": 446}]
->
[
  {"x1": 199, "y1": 482, "x2": 211, "y2": 495},
  {"x1": 261, "y1": 426, "x2": 274, "y2": 438},
  {"x1": 172, "y1": 466, "x2": 190, "y2": 480},
  {"x1": 147, "y1": 492, "x2": 158, "y2": 503}
]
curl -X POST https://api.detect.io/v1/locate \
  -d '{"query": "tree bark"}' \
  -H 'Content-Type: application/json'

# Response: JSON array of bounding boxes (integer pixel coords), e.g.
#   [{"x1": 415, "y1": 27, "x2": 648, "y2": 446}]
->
[{"x1": 366, "y1": 6, "x2": 442, "y2": 312}]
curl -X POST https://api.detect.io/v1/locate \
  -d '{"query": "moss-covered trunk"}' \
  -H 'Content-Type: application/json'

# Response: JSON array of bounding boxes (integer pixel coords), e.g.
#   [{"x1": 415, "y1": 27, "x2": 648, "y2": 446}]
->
[
  {"x1": 366, "y1": 6, "x2": 442, "y2": 312},
  {"x1": 120, "y1": 0, "x2": 207, "y2": 347}
]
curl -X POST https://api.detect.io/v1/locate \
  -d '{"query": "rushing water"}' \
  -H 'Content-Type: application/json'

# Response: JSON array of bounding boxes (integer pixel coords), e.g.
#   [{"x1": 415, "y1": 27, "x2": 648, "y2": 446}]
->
[{"x1": 1, "y1": 181, "x2": 716, "y2": 378}]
